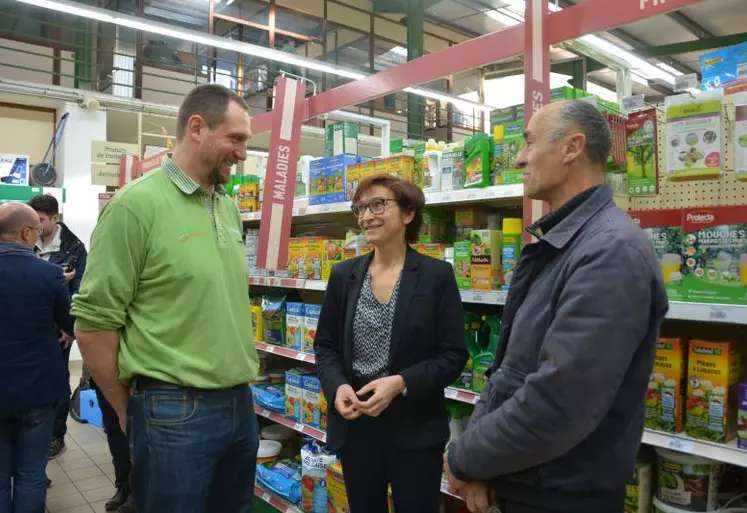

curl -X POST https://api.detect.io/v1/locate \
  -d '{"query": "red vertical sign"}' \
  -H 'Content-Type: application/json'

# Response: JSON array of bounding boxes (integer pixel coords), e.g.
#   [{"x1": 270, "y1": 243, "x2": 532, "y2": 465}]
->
[
  {"x1": 522, "y1": 0, "x2": 551, "y2": 244},
  {"x1": 257, "y1": 77, "x2": 306, "y2": 271}
]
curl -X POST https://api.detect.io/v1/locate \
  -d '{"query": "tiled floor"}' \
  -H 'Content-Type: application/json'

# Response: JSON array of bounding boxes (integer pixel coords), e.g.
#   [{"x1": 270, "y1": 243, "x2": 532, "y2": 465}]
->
[{"x1": 45, "y1": 361, "x2": 119, "y2": 513}]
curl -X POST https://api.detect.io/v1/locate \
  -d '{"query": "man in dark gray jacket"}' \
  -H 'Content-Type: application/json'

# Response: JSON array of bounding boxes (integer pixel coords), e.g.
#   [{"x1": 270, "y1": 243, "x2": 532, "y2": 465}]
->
[{"x1": 445, "y1": 100, "x2": 669, "y2": 513}]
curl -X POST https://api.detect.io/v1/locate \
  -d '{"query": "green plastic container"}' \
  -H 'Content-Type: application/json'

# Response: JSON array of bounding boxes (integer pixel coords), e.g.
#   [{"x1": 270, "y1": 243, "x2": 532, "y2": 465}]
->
[{"x1": 464, "y1": 133, "x2": 494, "y2": 188}]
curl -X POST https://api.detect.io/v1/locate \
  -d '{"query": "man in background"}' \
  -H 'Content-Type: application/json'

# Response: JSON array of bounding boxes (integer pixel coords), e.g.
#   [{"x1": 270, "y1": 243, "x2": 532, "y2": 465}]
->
[
  {"x1": 73, "y1": 84, "x2": 259, "y2": 513},
  {"x1": 28, "y1": 194, "x2": 88, "y2": 460},
  {"x1": 0, "y1": 202, "x2": 75, "y2": 512},
  {"x1": 445, "y1": 101, "x2": 669, "y2": 513}
]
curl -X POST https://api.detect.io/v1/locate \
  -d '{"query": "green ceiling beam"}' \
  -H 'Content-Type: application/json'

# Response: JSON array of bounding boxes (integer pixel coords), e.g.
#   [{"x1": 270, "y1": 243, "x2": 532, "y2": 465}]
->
[
  {"x1": 372, "y1": 0, "x2": 441, "y2": 14},
  {"x1": 638, "y1": 32, "x2": 747, "y2": 57}
]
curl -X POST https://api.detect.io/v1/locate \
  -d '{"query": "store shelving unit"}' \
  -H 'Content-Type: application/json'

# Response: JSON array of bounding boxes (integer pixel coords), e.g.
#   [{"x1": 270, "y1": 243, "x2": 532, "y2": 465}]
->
[{"x1": 254, "y1": 342, "x2": 747, "y2": 469}]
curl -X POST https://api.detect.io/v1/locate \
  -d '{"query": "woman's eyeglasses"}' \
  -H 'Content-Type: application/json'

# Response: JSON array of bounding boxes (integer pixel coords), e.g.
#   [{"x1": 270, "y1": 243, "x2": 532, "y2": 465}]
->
[{"x1": 351, "y1": 198, "x2": 397, "y2": 218}]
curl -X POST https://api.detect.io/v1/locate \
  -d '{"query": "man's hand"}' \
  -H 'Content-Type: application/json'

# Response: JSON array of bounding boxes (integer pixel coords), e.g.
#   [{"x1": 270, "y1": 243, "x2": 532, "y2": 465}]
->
[
  {"x1": 459, "y1": 482, "x2": 491, "y2": 513},
  {"x1": 443, "y1": 452, "x2": 466, "y2": 494},
  {"x1": 63, "y1": 269, "x2": 76, "y2": 283},
  {"x1": 59, "y1": 331, "x2": 74, "y2": 349},
  {"x1": 334, "y1": 384, "x2": 362, "y2": 420},
  {"x1": 356, "y1": 375, "x2": 405, "y2": 417}
]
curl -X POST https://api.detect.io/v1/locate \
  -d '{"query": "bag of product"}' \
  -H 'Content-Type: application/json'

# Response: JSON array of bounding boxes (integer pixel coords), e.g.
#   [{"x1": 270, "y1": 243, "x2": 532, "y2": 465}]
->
[{"x1": 301, "y1": 441, "x2": 338, "y2": 513}]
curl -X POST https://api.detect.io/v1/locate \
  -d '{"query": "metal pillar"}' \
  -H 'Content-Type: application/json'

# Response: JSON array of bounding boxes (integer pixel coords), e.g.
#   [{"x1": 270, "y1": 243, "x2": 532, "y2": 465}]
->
[
  {"x1": 406, "y1": 0, "x2": 424, "y2": 140},
  {"x1": 570, "y1": 57, "x2": 587, "y2": 91},
  {"x1": 74, "y1": 0, "x2": 94, "y2": 90}
]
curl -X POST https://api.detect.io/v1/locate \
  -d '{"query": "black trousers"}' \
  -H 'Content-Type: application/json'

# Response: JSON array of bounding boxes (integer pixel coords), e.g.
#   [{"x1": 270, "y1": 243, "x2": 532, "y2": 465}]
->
[
  {"x1": 52, "y1": 346, "x2": 71, "y2": 440},
  {"x1": 337, "y1": 415, "x2": 444, "y2": 513},
  {"x1": 92, "y1": 383, "x2": 131, "y2": 485}
]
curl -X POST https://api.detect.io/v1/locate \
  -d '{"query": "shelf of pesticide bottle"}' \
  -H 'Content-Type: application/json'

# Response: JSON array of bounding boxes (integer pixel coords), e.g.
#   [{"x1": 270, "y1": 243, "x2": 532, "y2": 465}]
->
[
  {"x1": 248, "y1": 277, "x2": 747, "y2": 325},
  {"x1": 641, "y1": 430, "x2": 747, "y2": 468},
  {"x1": 240, "y1": 184, "x2": 525, "y2": 223},
  {"x1": 253, "y1": 405, "x2": 326, "y2": 443},
  {"x1": 254, "y1": 484, "x2": 302, "y2": 513},
  {"x1": 256, "y1": 342, "x2": 315, "y2": 364}
]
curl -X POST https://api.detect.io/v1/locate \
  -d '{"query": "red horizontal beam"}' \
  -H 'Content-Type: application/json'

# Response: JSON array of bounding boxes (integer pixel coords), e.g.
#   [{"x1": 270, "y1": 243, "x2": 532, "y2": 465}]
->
[{"x1": 249, "y1": 0, "x2": 704, "y2": 135}]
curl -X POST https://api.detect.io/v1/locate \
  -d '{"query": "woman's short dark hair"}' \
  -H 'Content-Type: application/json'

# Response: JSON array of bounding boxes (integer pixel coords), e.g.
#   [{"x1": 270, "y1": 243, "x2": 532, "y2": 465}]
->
[{"x1": 352, "y1": 174, "x2": 425, "y2": 244}]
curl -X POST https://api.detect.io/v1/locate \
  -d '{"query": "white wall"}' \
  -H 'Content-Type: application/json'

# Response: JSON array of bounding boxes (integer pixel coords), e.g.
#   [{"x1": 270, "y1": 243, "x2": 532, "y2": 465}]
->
[
  {"x1": 56, "y1": 102, "x2": 107, "y2": 361},
  {"x1": 0, "y1": 38, "x2": 75, "y2": 88}
]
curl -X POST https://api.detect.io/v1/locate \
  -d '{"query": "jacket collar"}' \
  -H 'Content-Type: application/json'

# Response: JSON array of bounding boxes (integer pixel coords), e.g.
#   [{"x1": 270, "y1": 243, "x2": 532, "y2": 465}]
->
[
  {"x1": 0, "y1": 241, "x2": 35, "y2": 257},
  {"x1": 350, "y1": 244, "x2": 421, "y2": 278},
  {"x1": 529, "y1": 184, "x2": 613, "y2": 249}
]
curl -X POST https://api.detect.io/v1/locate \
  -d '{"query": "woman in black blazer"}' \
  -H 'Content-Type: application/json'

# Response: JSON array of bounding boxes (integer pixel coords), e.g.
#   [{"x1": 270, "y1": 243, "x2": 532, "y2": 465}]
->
[{"x1": 314, "y1": 174, "x2": 468, "y2": 513}]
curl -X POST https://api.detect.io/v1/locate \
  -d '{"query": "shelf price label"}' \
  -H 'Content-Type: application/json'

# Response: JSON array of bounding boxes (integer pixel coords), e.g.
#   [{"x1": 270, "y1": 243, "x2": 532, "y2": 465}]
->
[
  {"x1": 466, "y1": 191, "x2": 477, "y2": 200},
  {"x1": 294, "y1": 423, "x2": 304, "y2": 432},
  {"x1": 264, "y1": 345, "x2": 275, "y2": 353},
  {"x1": 261, "y1": 492, "x2": 271, "y2": 502},
  {"x1": 441, "y1": 193, "x2": 452, "y2": 202},
  {"x1": 445, "y1": 388, "x2": 458, "y2": 399},
  {"x1": 260, "y1": 409, "x2": 270, "y2": 418},
  {"x1": 665, "y1": 437, "x2": 693, "y2": 454},
  {"x1": 297, "y1": 353, "x2": 307, "y2": 362},
  {"x1": 709, "y1": 306, "x2": 730, "y2": 321}
]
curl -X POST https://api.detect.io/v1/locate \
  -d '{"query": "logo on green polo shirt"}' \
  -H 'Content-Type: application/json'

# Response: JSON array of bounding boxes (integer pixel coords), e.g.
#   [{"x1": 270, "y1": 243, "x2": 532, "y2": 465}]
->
[{"x1": 179, "y1": 226, "x2": 201, "y2": 242}]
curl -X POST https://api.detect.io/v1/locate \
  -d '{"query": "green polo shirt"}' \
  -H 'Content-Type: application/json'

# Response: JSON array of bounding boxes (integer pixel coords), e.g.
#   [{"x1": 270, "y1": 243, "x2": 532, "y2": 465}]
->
[{"x1": 72, "y1": 157, "x2": 258, "y2": 388}]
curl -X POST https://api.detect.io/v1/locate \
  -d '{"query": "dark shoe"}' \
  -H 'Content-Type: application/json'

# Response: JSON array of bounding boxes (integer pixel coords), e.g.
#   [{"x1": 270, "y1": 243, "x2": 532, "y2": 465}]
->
[
  {"x1": 106, "y1": 484, "x2": 130, "y2": 511},
  {"x1": 48, "y1": 438, "x2": 66, "y2": 460},
  {"x1": 117, "y1": 495, "x2": 137, "y2": 513}
]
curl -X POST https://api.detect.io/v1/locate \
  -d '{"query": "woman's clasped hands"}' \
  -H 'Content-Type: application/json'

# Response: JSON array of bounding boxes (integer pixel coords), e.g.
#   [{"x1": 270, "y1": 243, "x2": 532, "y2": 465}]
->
[{"x1": 334, "y1": 375, "x2": 406, "y2": 420}]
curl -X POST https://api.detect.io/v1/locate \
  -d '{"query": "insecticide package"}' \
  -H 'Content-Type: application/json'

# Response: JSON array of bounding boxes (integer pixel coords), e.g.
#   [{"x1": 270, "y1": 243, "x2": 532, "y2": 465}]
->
[
  {"x1": 626, "y1": 108, "x2": 659, "y2": 196},
  {"x1": 262, "y1": 295, "x2": 288, "y2": 345},
  {"x1": 665, "y1": 91, "x2": 724, "y2": 181},
  {"x1": 731, "y1": 92, "x2": 747, "y2": 182}
]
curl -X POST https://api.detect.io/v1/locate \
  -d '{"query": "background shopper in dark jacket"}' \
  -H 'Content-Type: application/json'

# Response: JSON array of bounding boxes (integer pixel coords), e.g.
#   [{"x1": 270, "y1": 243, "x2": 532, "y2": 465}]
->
[
  {"x1": 315, "y1": 175, "x2": 468, "y2": 513},
  {"x1": 28, "y1": 194, "x2": 88, "y2": 458},
  {"x1": 0, "y1": 202, "x2": 75, "y2": 513},
  {"x1": 445, "y1": 101, "x2": 669, "y2": 513}
]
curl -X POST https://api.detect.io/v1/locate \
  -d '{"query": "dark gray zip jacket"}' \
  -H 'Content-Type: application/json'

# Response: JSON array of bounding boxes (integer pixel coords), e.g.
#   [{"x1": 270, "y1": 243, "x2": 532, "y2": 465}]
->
[{"x1": 448, "y1": 185, "x2": 669, "y2": 513}]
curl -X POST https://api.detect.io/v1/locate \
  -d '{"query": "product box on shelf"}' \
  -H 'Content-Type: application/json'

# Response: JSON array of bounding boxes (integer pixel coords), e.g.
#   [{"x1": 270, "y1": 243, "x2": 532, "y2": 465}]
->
[
  {"x1": 629, "y1": 209, "x2": 685, "y2": 302},
  {"x1": 455, "y1": 208, "x2": 487, "y2": 242},
  {"x1": 302, "y1": 237, "x2": 324, "y2": 281},
  {"x1": 309, "y1": 158, "x2": 329, "y2": 205},
  {"x1": 495, "y1": 120, "x2": 525, "y2": 185},
  {"x1": 358, "y1": 160, "x2": 375, "y2": 181},
  {"x1": 686, "y1": 340, "x2": 743, "y2": 443},
  {"x1": 626, "y1": 108, "x2": 659, "y2": 196},
  {"x1": 326, "y1": 155, "x2": 356, "y2": 204},
  {"x1": 454, "y1": 241, "x2": 472, "y2": 290},
  {"x1": 386, "y1": 155, "x2": 414, "y2": 181},
  {"x1": 682, "y1": 206, "x2": 747, "y2": 306},
  {"x1": 470, "y1": 229, "x2": 502, "y2": 291},
  {"x1": 345, "y1": 162, "x2": 360, "y2": 201},
  {"x1": 325, "y1": 121, "x2": 359, "y2": 157},
  {"x1": 441, "y1": 146, "x2": 465, "y2": 192},
  {"x1": 373, "y1": 159, "x2": 388, "y2": 177},
  {"x1": 414, "y1": 243, "x2": 447, "y2": 261},
  {"x1": 287, "y1": 238, "x2": 304, "y2": 279},
  {"x1": 0, "y1": 154, "x2": 30, "y2": 186},
  {"x1": 738, "y1": 382, "x2": 747, "y2": 449},
  {"x1": 322, "y1": 239, "x2": 344, "y2": 281},
  {"x1": 326, "y1": 463, "x2": 348, "y2": 513},
  {"x1": 303, "y1": 304, "x2": 321, "y2": 354},
  {"x1": 625, "y1": 458, "x2": 653, "y2": 513},
  {"x1": 390, "y1": 138, "x2": 422, "y2": 154},
  {"x1": 286, "y1": 303, "x2": 305, "y2": 351},
  {"x1": 645, "y1": 338, "x2": 687, "y2": 433},
  {"x1": 285, "y1": 368, "x2": 314, "y2": 422},
  {"x1": 301, "y1": 375, "x2": 327, "y2": 431}
]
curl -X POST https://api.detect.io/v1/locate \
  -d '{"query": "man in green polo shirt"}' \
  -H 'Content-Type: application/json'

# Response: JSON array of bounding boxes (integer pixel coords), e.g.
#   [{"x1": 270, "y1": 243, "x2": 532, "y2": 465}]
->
[{"x1": 73, "y1": 84, "x2": 259, "y2": 513}]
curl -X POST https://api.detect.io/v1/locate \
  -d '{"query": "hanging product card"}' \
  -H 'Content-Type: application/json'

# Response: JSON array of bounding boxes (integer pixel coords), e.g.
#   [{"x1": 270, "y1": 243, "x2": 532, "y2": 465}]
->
[
  {"x1": 626, "y1": 108, "x2": 659, "y2": 196},
  {"x1": 734, "y1": 100, "x2": 747, "y2": 182},
  {"x1": 0, "y1": 154, "x2": 30, "y2": 186},
  {"x1": 665, "y1": 93, "x2": 724, "y2": 181}
]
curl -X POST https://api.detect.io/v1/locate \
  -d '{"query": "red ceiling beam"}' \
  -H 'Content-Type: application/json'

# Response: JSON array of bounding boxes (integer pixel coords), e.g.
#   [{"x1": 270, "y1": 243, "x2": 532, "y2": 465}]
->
[{"x1": 249, "y1": 0, "x2": 705, "y2": 135}]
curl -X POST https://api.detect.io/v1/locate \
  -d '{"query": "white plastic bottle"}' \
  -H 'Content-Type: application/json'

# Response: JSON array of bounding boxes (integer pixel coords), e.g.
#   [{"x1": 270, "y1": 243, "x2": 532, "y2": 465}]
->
[{"x1": 422, "y1": 138, "x2": 442, "y2": 193}]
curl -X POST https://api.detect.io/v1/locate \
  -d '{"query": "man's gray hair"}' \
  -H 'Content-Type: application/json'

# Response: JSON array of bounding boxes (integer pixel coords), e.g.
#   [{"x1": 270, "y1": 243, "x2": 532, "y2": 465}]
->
[{"x1": 548, "y1": 100, "x2": 612, "y2": 166}]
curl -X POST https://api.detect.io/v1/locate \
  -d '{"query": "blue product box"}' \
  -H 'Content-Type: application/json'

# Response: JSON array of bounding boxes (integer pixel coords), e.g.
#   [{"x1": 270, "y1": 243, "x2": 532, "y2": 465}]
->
[
  {"x1": 302, "y1": 304, "x2": 321, "y2": 354},
  {"x1": 309, "y1": 157, "x2": 328, "y2": 205},
  {"x1": 700, "y1": 41, "x2": 747, "y2": 90},
  {"x1": 286, "y1": 302, "x2": 305, "y2": 351},
  {"x1": 327, "y1": 154, "x2": 361, "y2": 204}
]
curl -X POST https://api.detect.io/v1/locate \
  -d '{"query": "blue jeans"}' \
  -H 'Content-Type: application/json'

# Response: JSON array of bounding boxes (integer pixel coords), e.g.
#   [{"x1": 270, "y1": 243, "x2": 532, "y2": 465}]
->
[
  {"x1": 52, "y1": 346, "x2": 71, "y2": 441},
  {"x1": 0, "y1": 406, "x2": 55, "y2": 513},
  {"x1": 128, "y1": 381, "x2": 259, "y2": 513}
]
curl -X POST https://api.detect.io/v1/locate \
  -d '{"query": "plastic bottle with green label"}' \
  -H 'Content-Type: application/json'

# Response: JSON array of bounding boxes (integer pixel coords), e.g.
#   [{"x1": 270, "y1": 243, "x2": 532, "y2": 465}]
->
[
  {"x1": 464, "y1": 133, "x2": 494, "y2": 188},
  {"x1": 501, "y1": 218, "x2": 523, "y2": 291},
  {"x1": 471, "y1": 315, "x2": 500, "y2": 393}
]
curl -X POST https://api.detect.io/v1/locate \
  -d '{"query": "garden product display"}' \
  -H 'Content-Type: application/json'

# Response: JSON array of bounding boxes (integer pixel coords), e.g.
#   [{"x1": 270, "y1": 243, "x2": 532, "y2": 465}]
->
[
  {"x1": 626, "y1": 108, "x2": 660, "y2": 196},
  {"x1": 655, "y1": 448, "x2": 723, "y2": 512},
  {"x1": 646, "y1": 338, "x2": 688, "y2": 433}
]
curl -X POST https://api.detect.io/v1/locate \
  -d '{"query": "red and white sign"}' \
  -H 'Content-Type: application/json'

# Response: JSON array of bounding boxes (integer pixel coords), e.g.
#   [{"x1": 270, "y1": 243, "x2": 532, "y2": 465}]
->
[
  {"x1": 256, "y1": 77, "x2": 306, "y2": 270},
  {"x1": 118, "y1": 151, "x2": 168, "y2": 187},
  {"x1": 522, "y1": 0, "x2": 551, "y2": 243},
  {"x1": 98, "y1": 193, "x2": 115, "y2": 214}
]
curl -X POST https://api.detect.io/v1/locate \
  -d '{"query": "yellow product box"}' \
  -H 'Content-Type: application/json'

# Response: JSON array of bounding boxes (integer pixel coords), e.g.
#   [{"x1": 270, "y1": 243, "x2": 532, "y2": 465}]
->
[
  {"x1": 686, "y1": 340, "x2": 743, "y2": 443},
  {"x1": 415, "y1": 243, "x2": 446, "y2": 261},
  {"x1": 322, "y1": 239, "x2": 344, "y2": 281},
  {"x1": 250, "y1": 305, "x2": 263, "y2": 342},
  {"x1": 358, "y1": 160, "x2": 375, "y2": 181},
  {"x1": 345, "y1": 163, "x2": 360, "y2": 201},
  {"x1": 454, "y1": 241, "x2": 472, "y2": 290},
  {"x1": 455, "y1": 207, "x2": 487, "y2": 242},
  {"x1": 326, "y1": 464, "x2": 348, "y2": 513},
  {"x1": 360, "y1": 244, "x2": 374, "y2": 256},
  {"x1": 287, "y1": 238, "x2": 304, "y2": 279},
  {"x1": 343, "y1": 248, "x2": 357, "y2": 261},
  {"x1": 374, "y1": 159, "x2": 388, "y2": 177},
  {"x1": 470, "y1": 229, "x2": 502, "y2": 290},
  {"x1": 386, "y1": 156, "x2": 414, "y2": 181},
  {"x1": 645, "y1": 338, "x2": 687, "y2": 433},
  {"x1": 301, "y1": 237, "x2": 324, "y2": 280}
]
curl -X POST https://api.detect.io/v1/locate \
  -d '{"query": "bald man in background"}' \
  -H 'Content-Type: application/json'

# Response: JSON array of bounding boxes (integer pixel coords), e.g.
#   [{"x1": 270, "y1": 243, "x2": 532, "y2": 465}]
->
[{"x1": 0, "y1": 203, "x2": 75, "y2": 513}]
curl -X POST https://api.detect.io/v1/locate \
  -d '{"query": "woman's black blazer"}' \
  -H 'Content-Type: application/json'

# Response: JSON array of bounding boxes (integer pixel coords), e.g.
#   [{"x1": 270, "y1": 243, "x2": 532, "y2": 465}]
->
[{"x1": 314, "y1": 246, "x2": 468, "y2": 451}]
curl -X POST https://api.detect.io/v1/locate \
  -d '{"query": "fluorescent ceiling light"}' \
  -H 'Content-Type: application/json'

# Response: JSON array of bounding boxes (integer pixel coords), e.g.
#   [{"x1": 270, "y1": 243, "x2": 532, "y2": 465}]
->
[
  {"x1": 657, "y1": 62, "x2": 683, "y2": 76},
  {"x1": 11, "y1": 0, "x2": 495, "y2": 112},
  {"x1": 404, "y1": 86, "x2": 496, "y2": 112},
  {"x1": 389, "y1": 46, "x2": 408, "y2": 57}
]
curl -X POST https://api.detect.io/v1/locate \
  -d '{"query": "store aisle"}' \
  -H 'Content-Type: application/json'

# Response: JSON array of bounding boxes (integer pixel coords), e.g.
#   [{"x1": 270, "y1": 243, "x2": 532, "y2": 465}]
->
[{"x1": 45, "y1": 362, "x2": 118, "y2": 513}]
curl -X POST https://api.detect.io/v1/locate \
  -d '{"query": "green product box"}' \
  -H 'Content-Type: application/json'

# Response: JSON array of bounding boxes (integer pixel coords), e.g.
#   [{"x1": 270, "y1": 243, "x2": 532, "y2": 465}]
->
[
  {"x1": 389, "y1": 138, "x2": 422, "y2": 154},
  {"x1": 325, "y1": 122, "x2": 359, "y2": 157},
  {"x1": 453, "y1": 241, "x2": 472, "y2": 290},
  {"x1": 682, "y1": 206, "x2": 747, "y2": 305},
  {"x1": 496, "y1": 120, "x2": 525, "y2": 185},
  {"x1": 441, "y1": 147, "x2": 465, "y2": 192}
]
